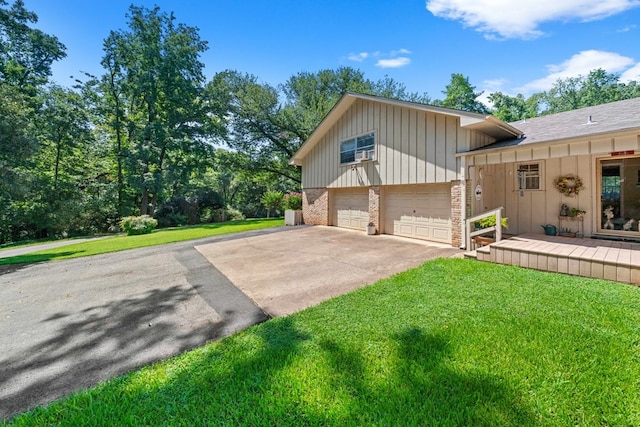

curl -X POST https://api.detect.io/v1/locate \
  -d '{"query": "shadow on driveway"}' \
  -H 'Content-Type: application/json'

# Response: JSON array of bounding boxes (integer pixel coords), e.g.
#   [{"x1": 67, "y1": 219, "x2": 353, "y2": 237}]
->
[{"x1": 0, "y1": 243, "x2": 268, "y2": 420}]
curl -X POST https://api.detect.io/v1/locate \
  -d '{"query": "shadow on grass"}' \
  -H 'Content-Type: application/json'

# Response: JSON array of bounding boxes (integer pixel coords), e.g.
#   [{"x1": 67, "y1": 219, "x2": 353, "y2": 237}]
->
[
  {"x1": 0, "y1": 252, "x2": 79, "y2": 269},
  {"x1": 10, "y1": 322, "x2": 539, "y2": 425},
  {"x1": 314, "y1": 328, "x2": 535, "y2": 425}
]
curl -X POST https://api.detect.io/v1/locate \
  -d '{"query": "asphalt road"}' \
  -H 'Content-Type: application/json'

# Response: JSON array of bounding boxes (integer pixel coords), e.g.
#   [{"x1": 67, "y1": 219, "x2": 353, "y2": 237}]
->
[{"x1": 0, "y1": 228, "x2": 285, "y2": 419}]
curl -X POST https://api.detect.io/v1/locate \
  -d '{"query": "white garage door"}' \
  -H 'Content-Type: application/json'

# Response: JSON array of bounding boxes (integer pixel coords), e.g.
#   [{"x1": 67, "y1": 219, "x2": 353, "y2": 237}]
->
[
  {"x1": 332, "y1": 188, "x2": 369, "y2": 230},
  {"x1": 383, "y1": 184, "x2": 451, "y2": 243}
]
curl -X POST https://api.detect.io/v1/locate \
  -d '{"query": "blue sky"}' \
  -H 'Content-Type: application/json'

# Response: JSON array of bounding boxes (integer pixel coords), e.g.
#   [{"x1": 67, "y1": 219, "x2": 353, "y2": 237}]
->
[{"x1": 25, "y1": 0, "x2": 640, "y2": 104}]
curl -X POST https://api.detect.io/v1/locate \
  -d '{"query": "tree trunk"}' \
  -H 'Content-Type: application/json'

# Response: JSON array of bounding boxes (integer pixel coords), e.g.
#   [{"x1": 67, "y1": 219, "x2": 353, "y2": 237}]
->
[{"x1": 140, "y1": 188, "x2": 149, "y2": 215}]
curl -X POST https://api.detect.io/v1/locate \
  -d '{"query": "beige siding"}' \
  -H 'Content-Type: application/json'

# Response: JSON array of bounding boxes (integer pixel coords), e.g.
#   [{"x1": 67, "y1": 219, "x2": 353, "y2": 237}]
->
[
  {"x1": 301, "y1": 99, "x2": 466, "y2": 189},
  {"x1": 467, "y1": 132, "x2": 640, "y2": 237},
  {"x1": 470, "y1": 155, "x2": 596, "y2": 237},
  {"x1": 469, "y1": 132, "x2": 640, "y2": 166},
  {"x1": 468, "y1": 130, "x2": 496, "y2": 151}
]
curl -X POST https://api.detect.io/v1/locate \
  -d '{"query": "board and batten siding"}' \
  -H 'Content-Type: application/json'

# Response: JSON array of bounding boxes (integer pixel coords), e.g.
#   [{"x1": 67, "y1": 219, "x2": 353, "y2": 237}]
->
[
  {"x1": 301, "y1": 99, "x2": 482, "y2": 189},
  {"x1": 467, "y1": 132, "x2": 640, "y2": 236}
]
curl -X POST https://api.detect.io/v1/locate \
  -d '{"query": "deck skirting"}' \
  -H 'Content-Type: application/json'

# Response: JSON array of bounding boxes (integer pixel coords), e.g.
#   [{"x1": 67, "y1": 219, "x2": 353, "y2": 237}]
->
[{"x1": 474, "y1": 234, "x2": 640, "y2": 285}]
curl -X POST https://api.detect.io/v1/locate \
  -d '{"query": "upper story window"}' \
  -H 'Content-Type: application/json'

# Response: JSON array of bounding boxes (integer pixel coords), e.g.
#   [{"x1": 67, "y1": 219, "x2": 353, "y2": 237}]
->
[
  {"x1": 517, "y1": 163, "x2": 541, "y2": 190},
  {"x1": 340, "y1": 132, "x2": 375, "y2": 165}
]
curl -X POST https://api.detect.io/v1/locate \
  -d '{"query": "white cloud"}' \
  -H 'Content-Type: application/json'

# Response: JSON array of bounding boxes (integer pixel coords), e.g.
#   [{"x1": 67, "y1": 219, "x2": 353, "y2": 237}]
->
[
  {"x1": 376, "y1": 57, "x2": 411, "y2": 68},
  {"x1": 620, "y1": 63, "x2": 640, "y2": 81},
  {"x1": 426, "y1": 0, "x2": 640, "y2": 39},
  {"x1": 618, "y1": 24, "x2": 637, "y2": 32},
  {"x1": 348, "y1": 52, "x2": 369, "y2": 62},
  {"x1": 347, "y1": 48, "x2": 413, "y2": 68},
  {"x1": 391, "y1": 48, "x2": 412, "y2": 55},
  {"x1": 519, "y1": 50, "x2": 635, "y2": 92},
  {"x1": 478, "y1": 78, "x2": 507, "y2": 107}
]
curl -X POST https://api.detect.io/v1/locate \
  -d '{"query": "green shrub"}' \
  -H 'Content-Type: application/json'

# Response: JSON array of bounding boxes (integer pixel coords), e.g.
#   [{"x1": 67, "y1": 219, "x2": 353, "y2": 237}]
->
[
  {"x1": 120, "y1": 215, "x2": 158, "y2": 236},
  {"x1": 283, "y1": 192, "x2": 303, "y2": 210},
  {"x1": 225, "y1": 206, "x2": 246, "y2": 221},
  {"x1": 261, "y1": 191, "x2": 284, "y2": 218},
  {"x1": 474, "y1": 214, "x2": 508, "y2": 230}
]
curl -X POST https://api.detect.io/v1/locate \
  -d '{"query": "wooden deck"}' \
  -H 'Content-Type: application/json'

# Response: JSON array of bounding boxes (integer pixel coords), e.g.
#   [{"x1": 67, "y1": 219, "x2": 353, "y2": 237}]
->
[{"x1": 469, "y1": 233, "x2": 640, "y2": 285}]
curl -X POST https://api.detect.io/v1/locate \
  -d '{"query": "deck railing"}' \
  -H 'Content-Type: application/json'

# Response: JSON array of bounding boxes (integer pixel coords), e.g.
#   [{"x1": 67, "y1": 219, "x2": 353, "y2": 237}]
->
[{"x1": 465, "y1": 207, "x2": 504, "y2": 251}]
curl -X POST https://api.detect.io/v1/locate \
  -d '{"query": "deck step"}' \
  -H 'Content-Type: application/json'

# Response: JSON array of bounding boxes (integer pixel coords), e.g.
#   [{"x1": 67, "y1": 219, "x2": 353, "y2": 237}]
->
[
  {"x1": 463, "y1": 250, "x2": 478, "y2": 259},
  {"x1": 477, "y1": 233, "x2": 640, "y2": 285}
]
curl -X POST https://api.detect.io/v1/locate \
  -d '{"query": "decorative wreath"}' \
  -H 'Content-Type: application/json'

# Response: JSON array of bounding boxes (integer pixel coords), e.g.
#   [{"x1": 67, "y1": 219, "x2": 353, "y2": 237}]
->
[{"x1": 553, "y1": 174, "x2": 584, "y2": 197}]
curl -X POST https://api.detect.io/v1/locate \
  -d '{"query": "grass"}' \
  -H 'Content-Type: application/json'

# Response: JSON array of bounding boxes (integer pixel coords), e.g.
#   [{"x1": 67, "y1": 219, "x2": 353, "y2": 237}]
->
[
  {"x1": 5, "y1": 258, "x2": 639, "y2": 426},
  {"x1": 0, "y1": 218, "x2": 283, "y2": 265}
]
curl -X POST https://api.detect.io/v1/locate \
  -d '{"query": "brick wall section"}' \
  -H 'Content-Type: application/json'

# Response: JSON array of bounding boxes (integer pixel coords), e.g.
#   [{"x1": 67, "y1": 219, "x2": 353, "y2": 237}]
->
[
  {"x1": 302, "y1": 188, "x2": 329, "y2": 225},
  {"x1": 450, "y1": 180, "x2": 463, "y2": 248},
  {"x1": 368, "y1": 186, "x2": 380, "y2": 233}
]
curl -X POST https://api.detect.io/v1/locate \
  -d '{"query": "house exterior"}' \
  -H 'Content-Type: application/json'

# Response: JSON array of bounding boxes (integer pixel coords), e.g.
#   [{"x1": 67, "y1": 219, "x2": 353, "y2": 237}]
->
[{"x1": 291, "y1": 92, "x2": 640, "y2": 248}]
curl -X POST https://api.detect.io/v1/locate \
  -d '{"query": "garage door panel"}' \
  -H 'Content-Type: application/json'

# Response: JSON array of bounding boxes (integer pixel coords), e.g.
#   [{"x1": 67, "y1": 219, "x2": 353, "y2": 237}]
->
[
  {"x1": 332, "y1": 189, "x2": 369, "y2": 231},
  {"x1": 415, "y1": 227, "x2": 432, "y2": 239},
  {"x1": 383, "y1": 184, "x2": 451, "y2": 244}
]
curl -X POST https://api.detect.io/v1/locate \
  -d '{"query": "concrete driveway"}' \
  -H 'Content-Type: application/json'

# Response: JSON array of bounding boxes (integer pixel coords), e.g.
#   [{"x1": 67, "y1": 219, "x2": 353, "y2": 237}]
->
[
  {"x1": 197, "y1": 226, "x2": 461, "y2": 317},
  {"x1": 0, "y1": 225, "x2": 459, "y2": 419}
]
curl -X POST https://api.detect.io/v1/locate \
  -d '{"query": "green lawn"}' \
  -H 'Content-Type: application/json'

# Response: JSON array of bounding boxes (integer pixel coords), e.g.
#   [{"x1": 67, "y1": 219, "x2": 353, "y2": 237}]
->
[
  {"x1": 0, "y1": 218, "x2": 283, "y2": 265},
  {"x1": 5, "y1": 258, "x2": 639, "y2": 426}
]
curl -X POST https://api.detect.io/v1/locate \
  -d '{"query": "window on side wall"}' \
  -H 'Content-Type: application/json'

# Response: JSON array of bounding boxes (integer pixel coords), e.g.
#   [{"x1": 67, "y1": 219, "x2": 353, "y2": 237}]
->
[
  {"x1": 339, "y1": 132, "x2": 375, "y2": 165},
  {"x1": 517, "y1": 163, "x2": 541, "y2": 190}
]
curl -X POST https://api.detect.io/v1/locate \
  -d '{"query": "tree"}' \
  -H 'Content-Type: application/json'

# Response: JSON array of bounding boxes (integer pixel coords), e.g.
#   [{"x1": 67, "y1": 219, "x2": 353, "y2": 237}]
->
[
  {"x1": 541, "y1": 75, "x2": 582, "y2": 115},
  {"x1": 0, "y1": 0, "x2": 67, "y2": 242},
  {"x1": 579, "y1": 69, "x2": 621, "y2": 107},
  {"x1": 0, "y1": 0, "x2": 66, "y2": 90},
  {"x1": 261, "y1": 191, "x2": 284, "y2": 218},
  {"x1": 539, "y1": 69, "x2": 638, "y2": 115},
  {"x1": 209, "y1": 70, "x2": 302, "y2": 185},
  {"x1": 438, "y1": 73, "x2": 489, "y2": 114},
  {"x1": 36, "y1": 86, "x2": 93, "y2": 192},
  {"x1": 488, "y1": 92, "x2": 531, "y2": 122},
  {"x1": 98, "y1": 5, "x2": 220, "y2": 216}
]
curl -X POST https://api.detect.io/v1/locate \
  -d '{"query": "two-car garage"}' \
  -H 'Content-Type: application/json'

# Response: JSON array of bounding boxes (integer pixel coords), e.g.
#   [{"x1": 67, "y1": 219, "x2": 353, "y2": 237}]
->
[{"x1": 330, "y1": 184, "x2": 452, "y2": 245}]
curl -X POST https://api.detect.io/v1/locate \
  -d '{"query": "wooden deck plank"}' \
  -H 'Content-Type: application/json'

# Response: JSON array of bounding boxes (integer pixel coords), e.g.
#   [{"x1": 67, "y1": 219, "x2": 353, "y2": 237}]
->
[{"x1": 482, "y1": 234, "x2": 640, "y2": 284}]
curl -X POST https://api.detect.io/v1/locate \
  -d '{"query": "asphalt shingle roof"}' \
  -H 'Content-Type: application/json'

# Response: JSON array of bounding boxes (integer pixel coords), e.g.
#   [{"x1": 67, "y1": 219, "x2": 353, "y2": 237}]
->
[{"x1": 474, "y1": 97, "x2": 640, "y2": 151}]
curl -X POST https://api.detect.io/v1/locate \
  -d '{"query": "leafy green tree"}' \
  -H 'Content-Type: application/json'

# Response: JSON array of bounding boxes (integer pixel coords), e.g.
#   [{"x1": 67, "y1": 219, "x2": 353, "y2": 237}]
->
[
  {"x1": 0, "y1": 0, "x2": 67, "y2": 242},
  {"x1": 438, "y1": 73, "x2": 489, "y2": 114},
  {"x1": 261, "y1": 191, "x2": 284, "y2": 218},
  {"x1": 539, "y1": 69, "x2": 639, "y2": 115},
  {"x1": 579, "y1": 69, "x2": 621, "y2": 107},
  {"x1": 0, "y1": 0, "x2": 66, "y2": 90},
  {"x1": 541, "y1": 75, "x2": 582, "y2": 115},
  {"x1": 208, "y1": 70, "x2": 302, "y2": 185},
  {"x1": 488, "y1": 92, "x2": 532, "y2": 122},
  {"x1": 29, "y1": 85, "x2": 101, "y2": 236},
  {"x1": 98, "y1": 5, "x2": 220, "y2": 216}
]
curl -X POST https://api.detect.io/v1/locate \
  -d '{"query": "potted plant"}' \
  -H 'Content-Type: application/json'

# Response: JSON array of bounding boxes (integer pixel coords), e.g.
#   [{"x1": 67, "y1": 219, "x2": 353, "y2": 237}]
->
[
  {"x1": 568, "y1": 208, "x2": 586, "y2": 219},
  {"x1": 473, "y1": 214, "x2": 509, "y2": 231},
  {"x1": 366, "y1": 222, "x2": 376, "y2": 235},
  {"x1": 559, "y1": 227, "x2": 577, "y2": 237},
  {"x1": 283, "y1": 192, "x2": 303, "y2": 225}
]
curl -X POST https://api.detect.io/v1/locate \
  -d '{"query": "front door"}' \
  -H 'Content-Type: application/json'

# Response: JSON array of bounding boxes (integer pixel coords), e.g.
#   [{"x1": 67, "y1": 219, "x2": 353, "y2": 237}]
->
[{"x1": 598, "y1": 157, "x2": 640, "y2": 235}]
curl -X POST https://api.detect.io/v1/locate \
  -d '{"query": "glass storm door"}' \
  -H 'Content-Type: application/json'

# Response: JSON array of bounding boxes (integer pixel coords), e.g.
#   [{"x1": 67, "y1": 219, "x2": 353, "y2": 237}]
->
[{"x1": 599, "y1": 157, "x2": 640, "y2": 235}]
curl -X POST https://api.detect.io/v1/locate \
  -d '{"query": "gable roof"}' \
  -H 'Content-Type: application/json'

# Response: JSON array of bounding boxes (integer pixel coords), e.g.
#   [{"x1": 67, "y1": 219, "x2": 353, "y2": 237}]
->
[
  {"x1": 471, "y1": 97, "x2": 640, "y2": 152},
  {"x1": 290, "y1": 92, "x2": 522, "y2": 166}
]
